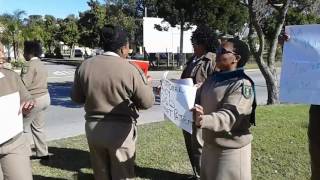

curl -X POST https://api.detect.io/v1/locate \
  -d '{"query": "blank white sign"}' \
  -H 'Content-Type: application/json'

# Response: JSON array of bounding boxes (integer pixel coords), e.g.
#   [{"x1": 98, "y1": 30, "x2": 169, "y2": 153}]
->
[
  {"x1": 143, "y1": 17, "x2": 196, "y2": 53},
  {"x1": 0, "y1": 92, "x2": 23, "y2": 144},
  {"x1": 280, "y1": 24, "x2": 320, "y2": 105}
]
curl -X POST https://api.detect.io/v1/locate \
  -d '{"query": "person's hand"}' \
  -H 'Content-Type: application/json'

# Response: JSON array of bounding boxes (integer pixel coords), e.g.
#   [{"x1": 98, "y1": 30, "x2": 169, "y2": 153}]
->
[
  {"x1": 283, "y1": 34, "x2": 290, "y2": 41},
  {"x1": 194, "y1": 83, "x2": 203, "y2": 88},
  {"x1": 156, "y1": 85, "x2": 161, "y2": 95},
  {"x1": 279, "y1": 33, "x2": 290, "y2": 45},
  {"x1": 19, "y1": 100, "x2": 35, "y2": 115},
  {"x1": 146, "y1": 75, "x2": 152, "y2": 85},
  {"x1": 192, "y1": 104, "x2": 204, "y2": 127}
]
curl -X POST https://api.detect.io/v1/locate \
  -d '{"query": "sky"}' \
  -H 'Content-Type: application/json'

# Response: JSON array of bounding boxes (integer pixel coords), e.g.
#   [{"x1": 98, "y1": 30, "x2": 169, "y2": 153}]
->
[{"x1": 0, "y1": 0, "x2": 103, "y2": 19}]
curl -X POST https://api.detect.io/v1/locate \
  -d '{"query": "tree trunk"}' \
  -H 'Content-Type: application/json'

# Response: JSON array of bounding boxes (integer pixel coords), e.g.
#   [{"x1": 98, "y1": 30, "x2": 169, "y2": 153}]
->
[
  {"x1": 48, "y1": 44, "x2": 52, "y2": 54},
  {"x1": 247, "y1": 0, "x2": 291, "y2": 104},
  {"x1": 70, "y1": 44, "x2": 75, "y2": 58},
  {"x1": 6, "y1": 45, "x2": 11, "y2": 61},
  {"x1": 12, "y1": 32, "x2": 17, "y2": 60},
  {"x1": 179, "y1": 21, "x2": 184, "y2": 68},
  {"x1": 13, "y1": 42, "x2": 17, "y2": 60}
]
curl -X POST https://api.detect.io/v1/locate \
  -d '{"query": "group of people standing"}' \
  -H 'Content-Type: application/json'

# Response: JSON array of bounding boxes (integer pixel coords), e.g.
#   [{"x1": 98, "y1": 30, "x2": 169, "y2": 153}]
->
[
  {"x1": 0, "y1": 40, "x2": 50, "y2": 180},
  {"x1": 70, "y1": 24, "x2": 256, "y2": 180},
  {"x1": 1, "y1": 22, "x2": 319, "y2": 180}
]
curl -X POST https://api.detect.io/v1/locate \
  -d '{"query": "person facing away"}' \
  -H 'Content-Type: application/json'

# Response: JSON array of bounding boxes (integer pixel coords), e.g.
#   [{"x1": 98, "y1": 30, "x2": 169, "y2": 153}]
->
[
  {"x1": 180, "y1": 25, "x2": 219, "y2": 180},
  {"x1": 71, "y1": 24, "x2": 154, "y2": 180},
  {"x1": 0, "y1": 42, "x2": 35, "y2": 180},
  {"x1": 193, "y1": 38, "x2": 257, "y2": 180},
  {"x1": 20, "y1": 40, "x2": 51, "y2": 160}
]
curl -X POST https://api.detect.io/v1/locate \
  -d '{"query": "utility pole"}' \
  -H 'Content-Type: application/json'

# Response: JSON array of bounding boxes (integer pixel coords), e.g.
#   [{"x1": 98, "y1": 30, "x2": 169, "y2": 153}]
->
[{"x1": 145, "y1": 7, "x2": 147, "y2": 17}]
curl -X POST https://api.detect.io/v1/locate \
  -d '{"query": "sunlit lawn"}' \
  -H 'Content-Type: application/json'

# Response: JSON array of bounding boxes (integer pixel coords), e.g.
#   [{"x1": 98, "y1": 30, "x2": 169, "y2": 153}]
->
[{"x1": 32, "y1": 105, "x2": 311, "y2": 180}]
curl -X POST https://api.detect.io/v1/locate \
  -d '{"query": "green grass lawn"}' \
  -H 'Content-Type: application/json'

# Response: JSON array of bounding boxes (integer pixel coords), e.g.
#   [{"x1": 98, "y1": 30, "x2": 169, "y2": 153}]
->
[{"x1": 32, "y1": 105, "x2": 311, "y2": 180}]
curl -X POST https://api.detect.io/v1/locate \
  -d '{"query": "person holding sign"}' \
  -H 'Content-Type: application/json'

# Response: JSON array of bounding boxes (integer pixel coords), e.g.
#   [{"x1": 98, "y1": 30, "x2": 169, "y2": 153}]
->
[
  {"x1": 0, "y1": 43, "x2": 34, "y2": 180},
  {"x1": 21, "y1": 41, "x2": 51, "y2": 160},
  {"x1": 193, "y1": 38, "x2": 256, "y2": 180},
  {"x1": 180, "y1": 25, "x2": 218, "y2": 179},
  {"x1": 281, "y1": 30, "x2": 320, "y2": 180},
  {"x1": 71, "y1": 24, "x2": 154, "y2": 180}
]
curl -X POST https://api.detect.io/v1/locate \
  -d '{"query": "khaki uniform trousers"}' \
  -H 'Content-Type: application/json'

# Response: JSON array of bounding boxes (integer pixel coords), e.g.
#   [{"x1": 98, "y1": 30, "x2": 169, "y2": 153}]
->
[
  {"x1": 23, "y1": 93, "x2": 50, "y2": 157},
  {"x1": 0, "y1": 134, "x2": 33, "y2": 180},
  {"x1": 85, "y1": 120, "x2": 137, "y2": 180},
  {"x1": 309, "y1": 105, "x2": 320, "y2": 180},
  {"x1": 201, "y1": 143, "x2": 251, "y2": 180},
  {"x1": 182, "y1": 123, "x2": 203, "y2": 177}
]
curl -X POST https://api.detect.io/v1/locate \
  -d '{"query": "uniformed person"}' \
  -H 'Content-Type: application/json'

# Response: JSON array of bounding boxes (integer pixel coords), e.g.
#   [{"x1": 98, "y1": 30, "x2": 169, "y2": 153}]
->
[
  {"x1": 0, "y1": 43, "x2": 34, "y2": 180},
  {"x1": 21, "y1": 41, "x2": 51, "y2": 159},
  {"x1": 71, "y1": 24, "x2": 154, "y2": 180},
  {"x1": 309, "y1": 105, "x2": 320, "y2": 180},
  {"x1": 180, "y1": 25, "x2": 219, "y2": 179},
  {"x1": 193, "y1": 38, "x2": 256, "y2": 180}
]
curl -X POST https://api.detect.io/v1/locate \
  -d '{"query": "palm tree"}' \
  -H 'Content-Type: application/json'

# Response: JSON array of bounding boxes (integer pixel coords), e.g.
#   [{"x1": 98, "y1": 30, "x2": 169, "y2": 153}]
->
[{"x1": 0, "y1": 10, "x2": 26, "y2": 60}]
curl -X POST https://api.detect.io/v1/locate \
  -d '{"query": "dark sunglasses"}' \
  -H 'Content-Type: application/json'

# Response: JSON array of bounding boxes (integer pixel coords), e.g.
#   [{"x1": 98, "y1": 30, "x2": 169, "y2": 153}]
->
[{"x1": 216, "y1": 47, "x2": 238, "y2": 55}]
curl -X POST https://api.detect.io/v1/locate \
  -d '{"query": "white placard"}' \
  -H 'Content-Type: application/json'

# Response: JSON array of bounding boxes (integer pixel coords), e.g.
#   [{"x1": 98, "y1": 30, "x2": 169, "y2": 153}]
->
[
  {"x1": 0, "y1": 92, "x2": 23, "y2": 144},
  {"x1": 280, "y1": 24, "x2": 320, "y2": 105},
  {"x1": 160, "y1": 78, "x2": 197, "y2": 134},
  {"x1": 143, "y1": 17, "x2": 196, "y2": 53}
]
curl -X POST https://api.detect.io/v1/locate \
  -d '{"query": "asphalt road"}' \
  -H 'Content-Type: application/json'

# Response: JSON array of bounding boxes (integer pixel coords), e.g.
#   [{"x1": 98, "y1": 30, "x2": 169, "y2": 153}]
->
[{"x1": 44, "y1": 62, "x2": 276, "y2": 140}]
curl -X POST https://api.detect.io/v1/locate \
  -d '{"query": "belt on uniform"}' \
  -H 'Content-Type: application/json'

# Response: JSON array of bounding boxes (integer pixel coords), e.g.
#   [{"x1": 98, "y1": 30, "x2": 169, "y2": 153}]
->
[
  {"x1": 86, "y1": 114, "x2": 136, "y2": 123},
  {"x1": 0, "y1": 132, "x2": 23, "y2": 147}
]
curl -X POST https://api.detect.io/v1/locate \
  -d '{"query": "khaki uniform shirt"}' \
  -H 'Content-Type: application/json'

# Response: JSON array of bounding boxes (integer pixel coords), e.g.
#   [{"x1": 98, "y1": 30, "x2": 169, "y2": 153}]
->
[
  {"x1": 20, "y1": 57, "x2": 48, "y2": 98},
  {"x1": 0, "y1": 68, "x2": 31, "y2": 153},
  {"x1": 196, "y1": 69, "x2": 255, "y2": 148},
  {"x1": 181, "y1": 52, "x2": 216, "y2": 84},
  {"x1": 71, "y1": 53, "x2": 155, "y2": 121}
]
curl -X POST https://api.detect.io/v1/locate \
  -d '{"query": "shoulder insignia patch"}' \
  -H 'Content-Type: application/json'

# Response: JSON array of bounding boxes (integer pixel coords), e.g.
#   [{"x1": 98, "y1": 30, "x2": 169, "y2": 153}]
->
[
  {"x1": 21, "y1": 65, "x2": 29, "y2": 74},
  {"x1": 242, "y1": 85, "x2": 252, "y2": 99}
]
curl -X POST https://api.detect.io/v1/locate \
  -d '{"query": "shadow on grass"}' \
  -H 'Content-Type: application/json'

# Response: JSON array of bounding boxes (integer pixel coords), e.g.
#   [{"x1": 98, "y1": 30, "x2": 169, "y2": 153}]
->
[
  {"x1": 48, "y1": 82, "x2": 83, "y2": 108},
  {"x1": 37, "y1": 147, "x2": 189, "y2": 180},
  {"x1": 136, "y1": 166, "x2": 191, "y2": 180},
  {"x1": 39, "y1": 147, "x2": 93, "y2": 179}
]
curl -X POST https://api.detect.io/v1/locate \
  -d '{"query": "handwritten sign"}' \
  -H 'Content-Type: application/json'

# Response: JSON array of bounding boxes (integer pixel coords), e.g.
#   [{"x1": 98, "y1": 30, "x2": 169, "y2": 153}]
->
[
  {"x1": 0, "y1": 92, "x2": 23, "y2": 144},
  {"x1": 160, "y1": 78, "x2": 197, "y2": 134},
  {"x1": 280, "y1": 24, "x2": 320, "y2": 105}
]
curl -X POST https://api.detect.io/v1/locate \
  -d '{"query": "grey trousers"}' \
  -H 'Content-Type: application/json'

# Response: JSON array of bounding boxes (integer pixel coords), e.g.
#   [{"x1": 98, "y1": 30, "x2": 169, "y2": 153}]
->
[
  {"x1": 0, "y1": 134, "x2": 33, "y2": 180},
  {"x1": 85, "y1": 120, "x2": 137, "y2": 180},
  {"x1": 309, "y1": 105, "x2": 320, "y2": 180},
  {"x1": 182, "y1": 124, "x2": 203, "y2": 177},
  {"x1": 201, "y1": 143, "x2": 251, "y2": 180},
  {"x1": 23, "y1": 93, "x2": 50, "y2": 157}
]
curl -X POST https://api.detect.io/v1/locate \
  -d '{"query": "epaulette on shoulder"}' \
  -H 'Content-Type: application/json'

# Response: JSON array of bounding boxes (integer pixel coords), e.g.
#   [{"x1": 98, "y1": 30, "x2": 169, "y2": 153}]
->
[
  {"x1": 2, "y1": 67, "x2": 15, "y2": 72},
  {"x1": 241, "y1": 78, "x2": 253, "y2": 86},
  {"x1": 204, "y1": 52, "x2": 216, "y2": 61},
  {"x1": 0, "y1": 67, "x2": 19, "y2": 77}
]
